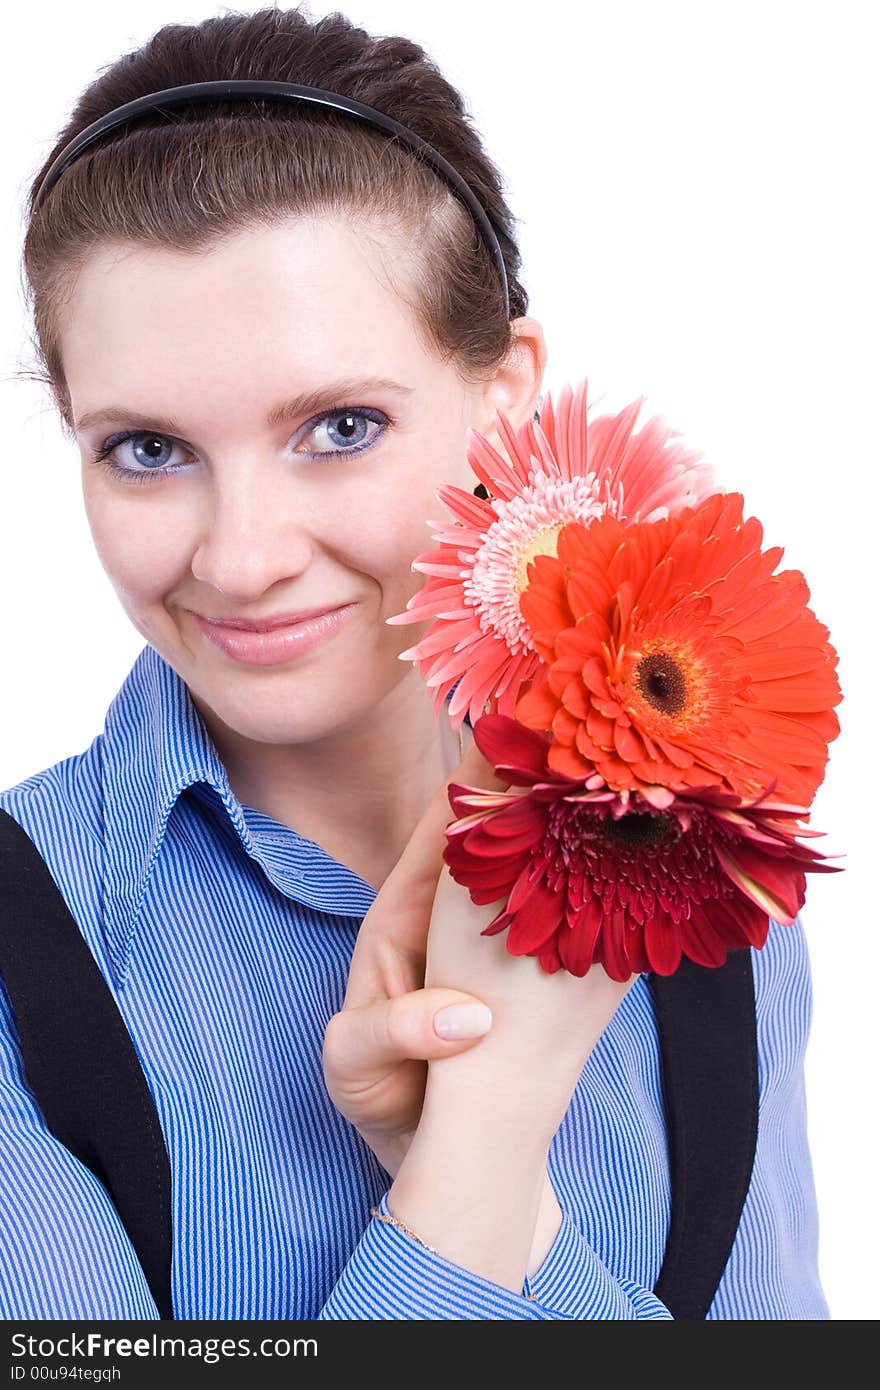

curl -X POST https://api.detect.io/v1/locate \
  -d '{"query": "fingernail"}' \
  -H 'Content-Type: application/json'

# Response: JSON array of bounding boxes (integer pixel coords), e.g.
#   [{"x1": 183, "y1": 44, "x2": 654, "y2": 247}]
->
[{"x1": 433, "y1": 1003, "x2": 493, "y2": 1040}]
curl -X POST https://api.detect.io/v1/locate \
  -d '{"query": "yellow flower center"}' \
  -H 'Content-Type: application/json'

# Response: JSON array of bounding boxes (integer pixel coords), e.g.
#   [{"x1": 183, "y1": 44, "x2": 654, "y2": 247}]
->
[{"x1": 514, "y1": 526, "x2": 563, "y2": 593}]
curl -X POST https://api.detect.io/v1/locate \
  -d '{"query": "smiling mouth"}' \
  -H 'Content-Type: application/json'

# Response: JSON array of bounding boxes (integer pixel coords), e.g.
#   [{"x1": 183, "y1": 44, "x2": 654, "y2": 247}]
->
[
  {"x1": 191, "y1": 604, "x2": 356, "y2": 666},
  {"x1": 193, "y1": 603, "x2": 351, "y2": 631}
]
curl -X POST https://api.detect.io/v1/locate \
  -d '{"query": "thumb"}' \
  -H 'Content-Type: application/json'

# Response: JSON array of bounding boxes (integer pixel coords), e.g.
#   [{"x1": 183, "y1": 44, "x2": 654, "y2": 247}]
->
[{"x1": 323, "y1": 986, "x2": 493, "y2": 1085}]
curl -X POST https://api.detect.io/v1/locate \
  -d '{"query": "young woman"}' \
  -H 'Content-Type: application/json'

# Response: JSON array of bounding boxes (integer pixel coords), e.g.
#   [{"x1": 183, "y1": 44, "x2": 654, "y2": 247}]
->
[{"x1": 0, "y1": 6, "x2": 828, "y2": 1319}]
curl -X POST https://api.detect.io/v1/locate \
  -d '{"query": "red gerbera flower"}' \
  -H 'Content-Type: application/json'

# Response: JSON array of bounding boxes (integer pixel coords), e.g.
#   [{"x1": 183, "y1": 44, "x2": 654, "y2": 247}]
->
[
  {"x1": 443, "y1": 715, "x2": 841, "y2": 981},
  {"x1": 516, "y1": 492, "x2": 842, "y2": 807},
  {"x1": 388, "y1": 379, "x2": 716, "y2": 727}
]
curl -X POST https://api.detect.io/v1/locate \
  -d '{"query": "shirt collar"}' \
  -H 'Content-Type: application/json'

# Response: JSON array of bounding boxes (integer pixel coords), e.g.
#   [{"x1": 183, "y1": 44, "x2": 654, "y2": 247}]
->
[
  {"x1": 100, "y1": 645, "x2": 246, "y2": 988},
  {"x1": 100, "y1": 644, "x2": 379, "y2": 989}
]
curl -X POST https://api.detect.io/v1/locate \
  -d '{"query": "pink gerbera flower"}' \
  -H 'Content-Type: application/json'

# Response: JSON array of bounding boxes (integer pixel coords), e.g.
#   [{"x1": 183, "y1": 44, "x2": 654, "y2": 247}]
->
[
  {"x1": 443, "y1": 715, "x2": 841, "y2": 980},
  {"x1": 388, "y1": 379, "x2": 717, "y2": 727}
]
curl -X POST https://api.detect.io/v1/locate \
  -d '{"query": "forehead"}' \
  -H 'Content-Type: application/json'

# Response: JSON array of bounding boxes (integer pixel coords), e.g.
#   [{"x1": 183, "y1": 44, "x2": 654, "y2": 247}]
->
[{"x1": 60, "y1": 215, "x2": 429, "y2": 417}]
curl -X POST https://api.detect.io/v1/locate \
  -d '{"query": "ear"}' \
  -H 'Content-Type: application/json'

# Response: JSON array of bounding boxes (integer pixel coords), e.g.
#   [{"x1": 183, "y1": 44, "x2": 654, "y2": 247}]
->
[{"x1": 471, "y1": 315, "x2": 548, "y2": 453}]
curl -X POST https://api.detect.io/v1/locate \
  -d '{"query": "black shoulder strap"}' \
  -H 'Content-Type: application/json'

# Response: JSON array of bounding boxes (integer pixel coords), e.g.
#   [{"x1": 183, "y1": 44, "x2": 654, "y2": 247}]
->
[
  {"x1": 648, "y1": 950, "x2": 760, "y2": 1319},
  {"x1": 0, "y1": 805, "x2": 758, "y2": 1323},
  {"x1": 0, "y1": 807, "x2": 174, "y2": 1319}
]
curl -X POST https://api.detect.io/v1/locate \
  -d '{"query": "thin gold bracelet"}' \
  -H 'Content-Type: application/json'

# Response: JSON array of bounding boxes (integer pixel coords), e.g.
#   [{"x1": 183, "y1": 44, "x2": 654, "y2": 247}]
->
[
  {"x1": 370, "y1": 1204, "x2": 439, "y2": 1254},
  {"x1": 370, "y1": 1204, "x2": 540, "y2": 1299}
]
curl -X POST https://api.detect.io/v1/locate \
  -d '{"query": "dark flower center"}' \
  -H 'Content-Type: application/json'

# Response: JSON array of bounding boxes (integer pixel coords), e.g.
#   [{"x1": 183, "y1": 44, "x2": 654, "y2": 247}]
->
[
  {"x1": 636, "y1": 652, "x2": 688, "y2": 715},
  {"x1": 599, "y1": 810, "x2": 677, "y2": 848},
  {"x1": 546, "y1": 802, "x2": 683, "y2": 866}
]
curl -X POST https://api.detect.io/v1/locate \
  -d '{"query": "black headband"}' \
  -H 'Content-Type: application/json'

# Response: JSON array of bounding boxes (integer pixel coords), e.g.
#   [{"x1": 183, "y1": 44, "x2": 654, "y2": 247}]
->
[{"x1": 33, "y1": 78, "x2": 511, "y2": 317}]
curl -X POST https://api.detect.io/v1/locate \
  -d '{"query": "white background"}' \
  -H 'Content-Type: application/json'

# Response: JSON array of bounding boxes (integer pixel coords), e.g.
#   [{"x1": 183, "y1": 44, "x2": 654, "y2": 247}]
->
[{"x1": 0, "y1": 0, "x2": 876, "y2": 1318}]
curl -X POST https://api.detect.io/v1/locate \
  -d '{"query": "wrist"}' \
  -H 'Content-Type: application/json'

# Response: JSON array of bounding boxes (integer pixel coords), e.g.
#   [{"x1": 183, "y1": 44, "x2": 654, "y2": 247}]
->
[
  {"x1": 422, "y1": 1036, "x2": 576, "y2": 1153},
  {"x1": 386, "y1": 1073, "x2": 552, "y2": 1292},
  {"x1": 397, "y1": 1078, "x2": 552, "y2": 1192},
  {"x1": 388, "y1": 1130, "x2": 549, "y2": 1293}
]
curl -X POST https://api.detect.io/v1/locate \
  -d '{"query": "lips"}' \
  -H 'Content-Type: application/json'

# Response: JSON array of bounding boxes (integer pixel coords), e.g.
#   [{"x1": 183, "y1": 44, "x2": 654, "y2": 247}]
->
[
  {"x1": 194, "y1": 604, "x2": 347, "y2": 632},
  {"x1": 191, "y1": 604, "x2": 357, "y2": 666}
]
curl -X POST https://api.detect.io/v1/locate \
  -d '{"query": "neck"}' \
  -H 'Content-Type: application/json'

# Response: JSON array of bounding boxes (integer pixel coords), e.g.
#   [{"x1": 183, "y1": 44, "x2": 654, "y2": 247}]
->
[{"x1": 193, "y1": 671, "x2": 463, "y2": 891}]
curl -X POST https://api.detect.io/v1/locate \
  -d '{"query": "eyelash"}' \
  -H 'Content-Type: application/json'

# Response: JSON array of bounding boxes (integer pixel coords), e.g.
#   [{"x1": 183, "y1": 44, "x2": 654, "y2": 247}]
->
[{"x1": 88, "y1": 407, "x2": 391, "y2": 485}]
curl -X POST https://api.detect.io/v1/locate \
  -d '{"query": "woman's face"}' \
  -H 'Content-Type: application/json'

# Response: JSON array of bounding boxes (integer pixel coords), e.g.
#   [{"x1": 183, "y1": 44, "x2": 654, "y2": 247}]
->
[{"x1": 60, "y1": 216, "x2": 544, "y2": 746}]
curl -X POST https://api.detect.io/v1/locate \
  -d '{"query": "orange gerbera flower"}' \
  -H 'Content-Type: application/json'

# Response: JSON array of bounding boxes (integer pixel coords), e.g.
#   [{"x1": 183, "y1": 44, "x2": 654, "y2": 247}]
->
[
  {"x1": 387, "y1": 379, "x2": 716, "y2": 727},
  {"x1": 516, "y1": 492, "x2": 842, "y2": 806}
]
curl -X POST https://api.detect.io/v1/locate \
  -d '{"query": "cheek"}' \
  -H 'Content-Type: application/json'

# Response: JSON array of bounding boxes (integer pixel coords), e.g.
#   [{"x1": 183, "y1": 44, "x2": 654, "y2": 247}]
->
[
  {"x1": 346, "y1": 489, "x2": 442, "y2": 613},
  {"x1": 83, "y1": 486, "x2": 188, "y2": 606}
]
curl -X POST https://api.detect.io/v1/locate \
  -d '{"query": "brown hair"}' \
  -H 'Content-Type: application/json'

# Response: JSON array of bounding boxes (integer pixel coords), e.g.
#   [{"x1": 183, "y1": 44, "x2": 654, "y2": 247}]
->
[{"x1": 18, "y1": 4, "x2": 530, "y2": 437}]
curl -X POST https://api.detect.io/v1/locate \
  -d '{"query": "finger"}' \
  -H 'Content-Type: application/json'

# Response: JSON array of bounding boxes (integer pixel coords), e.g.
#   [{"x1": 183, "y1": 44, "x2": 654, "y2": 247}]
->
[{"x1": 323, "y1": 987, "x2": 493, "y2": 1084}]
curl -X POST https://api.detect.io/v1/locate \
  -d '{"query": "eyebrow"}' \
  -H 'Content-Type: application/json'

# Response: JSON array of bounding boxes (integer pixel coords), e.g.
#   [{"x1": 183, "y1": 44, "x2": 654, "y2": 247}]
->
[{"x1": 74, "y1": 376, "x2": 415, "y2": 435}]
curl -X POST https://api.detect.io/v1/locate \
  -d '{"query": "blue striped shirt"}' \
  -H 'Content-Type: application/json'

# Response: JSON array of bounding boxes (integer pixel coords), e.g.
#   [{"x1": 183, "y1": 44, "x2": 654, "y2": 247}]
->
[{"x1": 0, "y1": 643, "x2": 829, "y2": 1319}]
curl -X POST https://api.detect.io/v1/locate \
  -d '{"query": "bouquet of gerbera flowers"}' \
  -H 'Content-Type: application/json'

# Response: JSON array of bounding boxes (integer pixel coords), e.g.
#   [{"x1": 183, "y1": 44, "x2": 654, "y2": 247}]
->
[{"x1": 389, "y1": 380, "x2": 843, "y2": 980}]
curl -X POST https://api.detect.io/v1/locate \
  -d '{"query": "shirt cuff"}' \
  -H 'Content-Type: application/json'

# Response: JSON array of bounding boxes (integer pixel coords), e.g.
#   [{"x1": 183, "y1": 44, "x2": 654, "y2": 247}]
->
[
  {"x1": 319, "y1": 1190, "x2": 552, "y2": 1319},
  {"x1": 319, "y1": 1190, "x2": 672, "y2": 1320},
  {"x1": 523, "y1": 1208, "x2": 673, "y2": 1320}
]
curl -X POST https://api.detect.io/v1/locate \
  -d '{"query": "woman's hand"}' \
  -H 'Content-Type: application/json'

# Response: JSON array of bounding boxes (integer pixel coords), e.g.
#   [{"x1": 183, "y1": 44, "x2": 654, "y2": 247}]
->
[
  {"x1": 386, "y1": 829, "x2": 639, "y2": 1293},
  {"x1": 322, "y1": 734, "x2": 505, "y2": 1179},
  {"x1": 323, "y1": 721, "x2": 638, "y2": 1293},
  {"x1": 424, "y1": 863, "x2": 638, "y2": 1122}
]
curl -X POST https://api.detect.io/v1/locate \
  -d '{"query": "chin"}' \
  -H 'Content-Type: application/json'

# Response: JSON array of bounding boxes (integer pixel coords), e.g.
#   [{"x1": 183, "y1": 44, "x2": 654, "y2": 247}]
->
[{"x1": 190, "y1": 679, "x2": 360, "y2": 747}]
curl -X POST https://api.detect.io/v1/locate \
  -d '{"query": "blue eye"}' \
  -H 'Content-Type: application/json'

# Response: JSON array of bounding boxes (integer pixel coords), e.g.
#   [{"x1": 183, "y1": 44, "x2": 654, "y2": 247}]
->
[
  {"x1": 89, "y1": 407, "x2": 390, "y2": 484},
  {"x1": 301, "y1": 408, "x2": 387, "y2": 456},
  {"x1": 89, "y1": 432, "x2": 192, "y2": 484}
]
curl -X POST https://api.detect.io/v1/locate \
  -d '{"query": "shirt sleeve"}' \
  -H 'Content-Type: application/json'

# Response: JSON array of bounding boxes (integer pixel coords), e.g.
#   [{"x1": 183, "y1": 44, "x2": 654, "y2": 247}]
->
[
  {"x1": 318, "y1": 1188, "x2": 672, "y2": 1319},
  {"x1": 707, "y1": 913, "x2": 830, "y2": 1318},
  {"x1": 0, "y1": 981, "x2": 160, "y2": 1320}
]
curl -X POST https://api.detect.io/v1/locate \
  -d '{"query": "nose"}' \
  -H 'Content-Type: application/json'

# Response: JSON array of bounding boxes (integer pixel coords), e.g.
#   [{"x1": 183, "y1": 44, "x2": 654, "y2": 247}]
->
[{"x1": 190, "y1": 461, "x2": 315, "y2": 601}]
